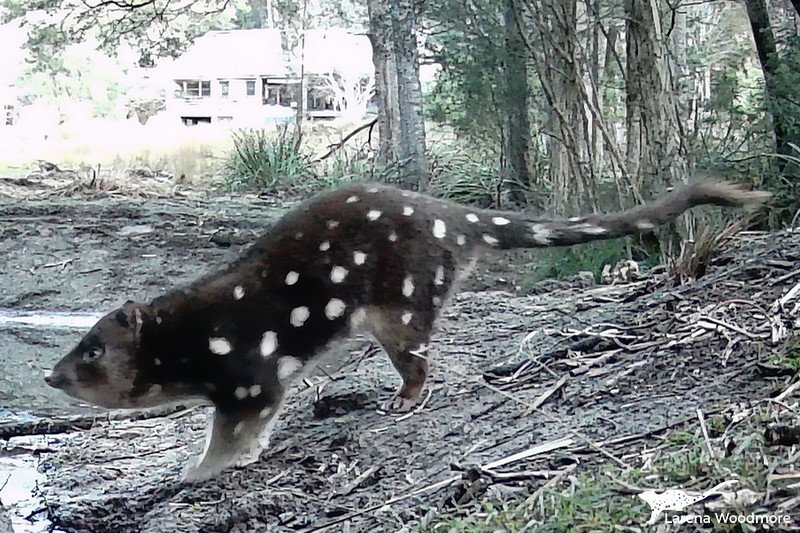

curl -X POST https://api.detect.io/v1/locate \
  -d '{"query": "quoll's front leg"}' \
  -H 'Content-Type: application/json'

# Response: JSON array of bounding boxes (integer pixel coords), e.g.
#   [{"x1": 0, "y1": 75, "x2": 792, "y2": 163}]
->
[{"x1": 182, "y1": 403, "x2": 280, "y2": 482}]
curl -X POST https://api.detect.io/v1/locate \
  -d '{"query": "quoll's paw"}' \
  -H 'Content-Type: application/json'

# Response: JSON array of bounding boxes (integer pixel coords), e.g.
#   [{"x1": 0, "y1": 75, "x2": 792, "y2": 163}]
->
[
  {"x1": 180, "y1": 452, "x2": 239, "y2": 483},
  {"x1": 235, "y1": 442, "x2": 266, "y2": 468},
  {"x1": 383, "y1": 393, "x2": 419, "y2": 413},
  {"x1": 181, "y1": 462, "x2": 220, "y2": 483}
]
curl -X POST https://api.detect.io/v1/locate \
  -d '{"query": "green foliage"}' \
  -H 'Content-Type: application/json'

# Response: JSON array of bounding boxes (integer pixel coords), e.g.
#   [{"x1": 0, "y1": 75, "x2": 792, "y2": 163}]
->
[
  {"x1": 427, "y1": 140, "x2": 502, "y2": 207},
  {"x1": 424, "y1": 0, "x2": 520, "y2": 144},
  {"x1": 427, "y1": 404, "x2": 796, "y2": 531},
  {"x1": 317, "y1": 147, "x2": 376, "y2": 184},
  {"x1": 224, "y1": 126, "x2": 313, "y2": 193},
  {"x1": 524, "y1": 239, "x2": 639, "y2": 285}
]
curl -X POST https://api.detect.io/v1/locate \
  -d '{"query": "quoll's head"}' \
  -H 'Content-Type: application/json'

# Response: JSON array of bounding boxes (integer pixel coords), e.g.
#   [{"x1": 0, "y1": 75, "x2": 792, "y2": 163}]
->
[{"x1": 45, "y1": 301, "x2": 156, "y2": 409}]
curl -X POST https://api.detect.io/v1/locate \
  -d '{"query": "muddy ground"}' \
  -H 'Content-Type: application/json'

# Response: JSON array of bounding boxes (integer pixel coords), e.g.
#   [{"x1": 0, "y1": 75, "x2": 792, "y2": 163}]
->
[{"x1": 0, "y1": 175, "x2": 798, "y2": 532}]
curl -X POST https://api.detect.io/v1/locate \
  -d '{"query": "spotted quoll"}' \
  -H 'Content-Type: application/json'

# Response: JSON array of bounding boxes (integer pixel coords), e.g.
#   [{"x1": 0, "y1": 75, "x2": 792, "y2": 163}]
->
[{"x1": 45, "y1": 181, "x2": 767, "y2": 480}]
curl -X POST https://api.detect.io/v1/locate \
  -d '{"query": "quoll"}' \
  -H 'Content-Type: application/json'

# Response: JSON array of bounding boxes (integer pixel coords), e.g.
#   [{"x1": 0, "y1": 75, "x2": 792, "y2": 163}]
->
[{"x1": 45, "y1": 181, "x2": 767, "y2": 480}]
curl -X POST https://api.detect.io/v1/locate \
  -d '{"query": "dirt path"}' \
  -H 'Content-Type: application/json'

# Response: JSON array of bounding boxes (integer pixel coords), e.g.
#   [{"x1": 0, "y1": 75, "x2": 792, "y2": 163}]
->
[{"x1": 1, "y1": 180, "x2": 797, "y2": 531}]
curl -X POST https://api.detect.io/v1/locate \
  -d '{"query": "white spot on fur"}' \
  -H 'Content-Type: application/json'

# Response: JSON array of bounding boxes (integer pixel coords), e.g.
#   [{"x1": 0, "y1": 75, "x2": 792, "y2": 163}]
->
[
  {"x1": 285, "y1": 271, "x2": 299, "y2": 285},
  {"x1": 259, "y1": 407, "x2": 273, "y2": 419},
  {"x1": 233, "y1": 285, "x2": 245, "y2": 300},
  {"x1": 457, "y1": 234, "x2": 466, "y2": 246},
  {"x1": 367, "y1": 187, "x2": 379, "y2": 193},
  {"x1": 327, "y1": 220, "x2": 339, "y2": 229},
  {"x1": 388, "y1": 231, "x2": 398, "y2": 242},
  {"x1": 574, "y1": 223, "x2": 608, "y2": 235},
  {"x1": 636, "y1": 220, "x2": 655, "y2": 230},
  {"x1": 482, "y1": 234, "x2": 500, "y2": 246},
  {"x1": 209, "y1": 337, "x2": 232, "y2": 355},
  {"x1": 434, "y1": 266, "x2": 445, "y2": 285},
  {"x1": 433, "y1": 219, "x2": 447, "y2": 239},
  {"x1": 295, "y1": 232, "x2": 304, "y2": 239},
  {"x1": 260, "y1": 331, "x2": 278, "y2": 357},
  {"x1": 147, "y1": 384, "x2": 162, "y2": 396},
  {"x1": 346, "y1": 195, "x2": 359, "y2": 203},
  {"x1": 466, "y1": 213, "x2": 479, "y2": 223},
  {"x1": 234, "y1": 386, "x2": 249, "y2": 400},
  {"x1": 433, "y1": 296, "x2": 441, "y2": 306},
  {"x1": 277, "y1": 356, "x2": 303, "y2": 381},
  {"x1": 233, "y1": 422, "x2": 244, "y2": 435},
  {"x1": 492, "y1": 217, "x2": 511, "y2": 226},
  {"x1": 319, "y1": 241, "x2": 331, "y2": 251},
  {"x1": 569, "y1": 216, "x2": 582, "y2": 222},
  {"x1": 290, "y1": 306, "x2": 310, "y2": 327},
  {"x1": 155, "y1": 316, "x2": 163, "y2": 325},
  {"x1": 402, "y1": 312, "x2": 413, "y2": 325},
  {"x1": 366, "y1": 210, "x2": 382, "y2": 221},
  {"x1": 325, "y1": 298, "x2": 346, "y2": 319},
  {"x1": 330, "y1": 265, "x2": 348, "y2": 283},
  {"x1": 403, "y1": 275, "x2": 415, "y2": 297},
  {"x1": 402, "y1": 206, "x2": 414, "y2": 216},
  {"x1": 249, "y1": 385, "x2": 262, "y2": 397},
  {"x1": 353, "y1": 251, "x2": 367, "y2": 265},
  {"x1": 350, "y1": 307, "x2": 367, "y2": 329},
  {"x1": 154, "y1": 358, "x2": 162, "y2": 366},
  {"x1": 530, "y1": 224, "x2": 553, "y2": 245}
]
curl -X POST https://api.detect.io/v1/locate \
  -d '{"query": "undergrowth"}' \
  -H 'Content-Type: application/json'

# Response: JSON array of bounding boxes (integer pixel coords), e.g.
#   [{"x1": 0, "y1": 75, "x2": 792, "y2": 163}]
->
[
  {"x1": 424, "y1": 400, "x2": 800, "y2": 531},
  {"x1": 223, "y1": 125, "x2": 314, "y2": 192}
]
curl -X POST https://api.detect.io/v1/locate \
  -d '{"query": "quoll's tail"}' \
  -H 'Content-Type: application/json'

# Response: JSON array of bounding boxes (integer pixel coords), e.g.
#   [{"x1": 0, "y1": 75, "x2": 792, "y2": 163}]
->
[{"x1": 484, "y1": 181, "x2": 769, "y2": 249}]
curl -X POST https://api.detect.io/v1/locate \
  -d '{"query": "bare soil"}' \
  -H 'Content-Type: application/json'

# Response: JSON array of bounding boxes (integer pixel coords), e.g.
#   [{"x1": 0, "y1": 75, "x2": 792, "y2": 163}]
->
[{"x1": 1, "y1": 176, "x2": 798, "y2": 532}]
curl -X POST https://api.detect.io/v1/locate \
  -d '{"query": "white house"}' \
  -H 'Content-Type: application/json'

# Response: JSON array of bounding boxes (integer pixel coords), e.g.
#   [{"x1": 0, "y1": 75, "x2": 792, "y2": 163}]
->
[{"x1": 165, "y1": 28, "x2": 375, "y2": 126}]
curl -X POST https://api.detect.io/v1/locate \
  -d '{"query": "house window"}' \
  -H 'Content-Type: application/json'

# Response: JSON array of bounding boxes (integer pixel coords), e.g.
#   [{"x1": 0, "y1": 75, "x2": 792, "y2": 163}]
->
[
  {"x1": 246, "y1": 80, "x2": 256, "y2": 97},
  {"x1": 4, "y1": 105, "x2": 15, "y2": 126},
  {"x1": 184, "y1": 80, "x2": 211, "y2": 98},
  {"x1": 220, "y1": 81, "x2": 229, "y2": 98}
]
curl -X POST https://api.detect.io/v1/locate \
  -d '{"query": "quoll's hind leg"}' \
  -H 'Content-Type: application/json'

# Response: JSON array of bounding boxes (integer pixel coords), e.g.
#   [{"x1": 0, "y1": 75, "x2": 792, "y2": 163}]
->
[
  {"x1": 182, "y1": 404, "x2": 277, "y2": 482},
  {"x1": 369, "y1": 308, "x2": 434, "y2": 413}
]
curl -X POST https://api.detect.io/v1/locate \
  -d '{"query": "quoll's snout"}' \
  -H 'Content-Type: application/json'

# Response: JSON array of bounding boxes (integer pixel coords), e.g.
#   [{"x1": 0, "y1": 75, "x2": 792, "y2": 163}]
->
[{"x1": 44, "y1": 370, "x2": 67, "y2": 390}]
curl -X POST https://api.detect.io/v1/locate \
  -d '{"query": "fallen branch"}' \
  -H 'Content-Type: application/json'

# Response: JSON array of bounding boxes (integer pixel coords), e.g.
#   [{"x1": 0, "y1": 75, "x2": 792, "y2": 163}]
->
[
  {"x1": 0, "y1": 403, "x2": 200, "y2": 440},
  {"x1": 312, "y1": 118, "x2": 378, "y2": 162}
]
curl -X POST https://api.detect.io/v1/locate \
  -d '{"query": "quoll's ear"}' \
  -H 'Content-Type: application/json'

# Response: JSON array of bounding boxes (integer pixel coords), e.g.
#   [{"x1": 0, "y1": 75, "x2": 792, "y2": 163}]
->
[{"x1": 116, "y1": 300, "x2": 151, "y2": 339}]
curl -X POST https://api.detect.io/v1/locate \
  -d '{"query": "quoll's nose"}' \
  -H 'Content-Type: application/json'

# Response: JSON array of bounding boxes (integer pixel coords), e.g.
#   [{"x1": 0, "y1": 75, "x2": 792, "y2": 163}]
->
[{"x1": 44, "y1": 373, "x2": 66, "y2": 389}]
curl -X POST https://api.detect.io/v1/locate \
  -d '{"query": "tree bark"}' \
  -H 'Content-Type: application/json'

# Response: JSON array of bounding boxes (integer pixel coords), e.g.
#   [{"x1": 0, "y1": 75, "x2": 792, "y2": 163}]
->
[
  {"x1": 540, "y1": 0, "x2": 595, "y2": 214},
  {"x1": 625, "y1": 0, "x2": 692, "y2": 265},
  {"x1": 367, "y1": 0, "x2": 428, "y2": 190},
  {"x1": 392, "y1": 0, "x2": 429, "y2": 190},
  {"x1": 367, "y1": 0, "x2": 400, "y2": 163},
  {"x1": 502, "y1": 0, "x2": 531, "y2": 204}
]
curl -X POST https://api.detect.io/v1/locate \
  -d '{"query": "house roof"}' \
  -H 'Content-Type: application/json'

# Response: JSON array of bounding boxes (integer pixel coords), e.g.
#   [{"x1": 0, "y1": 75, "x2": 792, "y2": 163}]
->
[
  {"x1": 170, "y1": 29, "x2": 287, "y2": 79},
  {"x1": 302, "y1": 29, "x2": 373, "y2": 77}
]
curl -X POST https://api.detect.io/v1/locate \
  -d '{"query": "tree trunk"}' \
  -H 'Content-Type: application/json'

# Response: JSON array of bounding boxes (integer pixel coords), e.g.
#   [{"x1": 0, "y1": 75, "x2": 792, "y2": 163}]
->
[
  {"x1": 392, "y1": 0, "x2": 429, "y2": 190},
  {"x1": 502, "y1": 0, "x2": 531, "y2": 204},
  {"x1": 625, "y1": 0, "x2": 692, "y2": 266},
  {"x1": 367, "y1": 0, "x2": 428, "y2": 191},
  {"x1": 541, "y1": 0, "x2": 595, "y2": 214},
  {"x1": 744, "y1": 0, "x2": 792, "y2": 161},
  {"x1": 367, "y1": 0, "x2": 400, "y2": 164}
]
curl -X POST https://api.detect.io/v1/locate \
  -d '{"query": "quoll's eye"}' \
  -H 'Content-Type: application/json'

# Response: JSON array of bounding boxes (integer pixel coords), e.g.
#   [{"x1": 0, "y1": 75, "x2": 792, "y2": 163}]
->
[{"x1": 83, "y1": 346, "x2": 104, "y2": 362}]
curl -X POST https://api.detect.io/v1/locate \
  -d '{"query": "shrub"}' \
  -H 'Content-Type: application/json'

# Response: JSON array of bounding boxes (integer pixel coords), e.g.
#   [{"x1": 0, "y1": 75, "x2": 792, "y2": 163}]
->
[{"x1": 224, "y1": 125, "x2": 313, "y2": 193}]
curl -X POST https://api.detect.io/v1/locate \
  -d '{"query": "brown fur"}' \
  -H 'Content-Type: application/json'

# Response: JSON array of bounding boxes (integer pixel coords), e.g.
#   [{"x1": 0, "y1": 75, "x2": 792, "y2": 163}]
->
[{"x1": 45, "y1": 180, "x2": 768, "y2": 480}]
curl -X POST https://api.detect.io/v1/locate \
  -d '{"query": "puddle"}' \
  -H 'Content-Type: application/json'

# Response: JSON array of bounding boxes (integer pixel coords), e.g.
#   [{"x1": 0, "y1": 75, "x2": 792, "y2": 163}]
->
[
  {"x1": 1, "y1": 434, "x2": 57, "y2": 533},
  {"x1": 0, "y1": 311, "x2": 102, "y2": 330}
]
